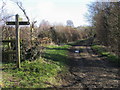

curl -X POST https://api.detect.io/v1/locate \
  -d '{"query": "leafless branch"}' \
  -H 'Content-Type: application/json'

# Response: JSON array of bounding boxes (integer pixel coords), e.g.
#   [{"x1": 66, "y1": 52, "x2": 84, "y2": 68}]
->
[
  {"x1": 11, "y1": 0, "x2": 30, "y2": 22},
  {"x1": 0, "y1": 0, "x2": 11, "y2": 22},
  {"x1": 0, "y1": 15, "x2": 14, "y2": 22},
  {"x1": 16, "y1": 1, "x2": 30, "y2": 22},
  {"x1": 1, "y1": 0, "x2": 6, "y2": 10}
]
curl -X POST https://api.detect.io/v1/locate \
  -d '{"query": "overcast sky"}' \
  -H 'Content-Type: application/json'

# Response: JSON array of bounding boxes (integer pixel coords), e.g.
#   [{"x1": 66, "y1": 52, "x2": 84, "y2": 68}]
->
[{"x1": 0, "y1": 0, "x2": 95, "y2": 27}]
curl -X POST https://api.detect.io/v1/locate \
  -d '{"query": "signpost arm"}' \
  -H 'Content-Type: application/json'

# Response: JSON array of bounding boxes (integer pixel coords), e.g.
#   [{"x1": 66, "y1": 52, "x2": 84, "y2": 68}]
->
[{"x1": 15, "y1": 14, "x2": 21, "y2": 68}]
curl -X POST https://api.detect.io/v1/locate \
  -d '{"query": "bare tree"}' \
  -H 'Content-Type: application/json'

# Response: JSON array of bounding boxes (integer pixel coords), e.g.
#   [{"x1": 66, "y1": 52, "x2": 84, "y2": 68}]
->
[
  {"x1": 66, "y1": 20, "x2": 74, "y2": 27},
  {"x1": 0, "y1": 0, "x2": 14, "y2": 23},
  {"x1": 87, "y1": 1, "x2": 120, "y2": 56},
  {"x1": 10, "y1": 0, "x2": 30, "y2": 22},
  {"x1": 39, "y1": 20, "x2": 50, "y2": 30}
]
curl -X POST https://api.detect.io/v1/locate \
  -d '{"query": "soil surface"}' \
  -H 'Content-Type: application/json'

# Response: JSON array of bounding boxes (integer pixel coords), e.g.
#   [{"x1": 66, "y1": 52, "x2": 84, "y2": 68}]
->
[{"x1": 59, "y1": 42, "x2": 120, "y2": 89}]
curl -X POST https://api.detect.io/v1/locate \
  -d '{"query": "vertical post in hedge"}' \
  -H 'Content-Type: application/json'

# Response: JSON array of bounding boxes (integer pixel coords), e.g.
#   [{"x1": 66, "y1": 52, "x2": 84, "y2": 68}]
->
[
  {"x1": 6, "y1": 14, "x2": 30, "y2": 68},
  {"x1": 15, "y1": 14, "x2": 21, "y2": 68}
]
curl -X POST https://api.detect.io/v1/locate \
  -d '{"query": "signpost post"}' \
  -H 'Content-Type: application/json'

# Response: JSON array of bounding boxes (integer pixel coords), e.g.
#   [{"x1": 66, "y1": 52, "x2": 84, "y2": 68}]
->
[{"x1": 6, "y1": 14, "x2": 30, "y2": 68}]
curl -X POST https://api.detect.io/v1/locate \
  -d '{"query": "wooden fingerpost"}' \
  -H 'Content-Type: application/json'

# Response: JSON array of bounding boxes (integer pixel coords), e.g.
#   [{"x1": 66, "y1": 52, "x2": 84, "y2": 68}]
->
[{"x1": 6, "y1": 14, "x2": 30, "y2": 68}]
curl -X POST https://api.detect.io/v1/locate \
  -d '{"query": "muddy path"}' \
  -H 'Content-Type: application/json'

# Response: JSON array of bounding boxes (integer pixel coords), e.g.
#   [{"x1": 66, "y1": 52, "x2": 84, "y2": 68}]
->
[{"x1": 60, "y1": 44, "x2": 120, "y2": 89}]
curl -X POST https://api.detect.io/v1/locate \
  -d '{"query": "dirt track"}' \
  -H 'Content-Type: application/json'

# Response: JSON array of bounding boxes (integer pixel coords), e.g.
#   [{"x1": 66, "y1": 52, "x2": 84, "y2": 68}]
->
[{"x1": 60, "y1": 45, "x2": 120, "y2": 89}]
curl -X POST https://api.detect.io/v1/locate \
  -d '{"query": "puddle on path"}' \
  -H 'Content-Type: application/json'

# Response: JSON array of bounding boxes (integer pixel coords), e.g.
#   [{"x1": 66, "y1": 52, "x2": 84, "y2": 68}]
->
[{"x1": 75, "y1": 50, "x2": 80, "y2": 53}]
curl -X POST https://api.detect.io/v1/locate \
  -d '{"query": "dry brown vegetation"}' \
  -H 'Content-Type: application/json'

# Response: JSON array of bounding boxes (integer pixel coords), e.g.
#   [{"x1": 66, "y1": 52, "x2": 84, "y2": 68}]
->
[
  {"x1": 1, "y1": 23, "x2": 93, "y2": 61},
  {"x1": 1, "y1": 24, "x2": 92, "y2": 44}
]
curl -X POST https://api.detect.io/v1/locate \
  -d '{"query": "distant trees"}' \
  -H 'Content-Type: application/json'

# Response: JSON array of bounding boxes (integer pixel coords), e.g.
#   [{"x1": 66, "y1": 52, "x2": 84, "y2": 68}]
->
[
  {"x1": 88, "y1": 1, "x2": 120, "y2": 56},
  {"x1": 39, "y1": 20, "x2": 51, "y2": 30},
  {"x1": 37, "y1": 24, "x2": 82, "y2": 44},
  {"x1": 66, "y1": 20, "x2": 74, "y2": 27}
]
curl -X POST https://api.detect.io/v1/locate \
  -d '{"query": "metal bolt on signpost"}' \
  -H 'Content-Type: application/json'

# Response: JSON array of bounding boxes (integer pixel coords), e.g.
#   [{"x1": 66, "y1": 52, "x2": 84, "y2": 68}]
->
[{"x1": 6, "y1": 14, "x2": 30, "y2": 68}]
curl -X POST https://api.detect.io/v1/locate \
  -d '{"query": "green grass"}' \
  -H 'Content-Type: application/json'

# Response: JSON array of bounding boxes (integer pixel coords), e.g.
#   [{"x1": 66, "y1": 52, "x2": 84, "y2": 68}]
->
[
  {"x1": 2, "y1": 45, "x2": 71, "y2": 88},
  {"x1": 67, "y1": 39, "x2": 86, "y2": 46},
  {"x1": 91, "y1": 45, "x2": 120, "y2": 64},
  {"x1": 43, "y1": 45, "x2": 70, "y2": 65}
]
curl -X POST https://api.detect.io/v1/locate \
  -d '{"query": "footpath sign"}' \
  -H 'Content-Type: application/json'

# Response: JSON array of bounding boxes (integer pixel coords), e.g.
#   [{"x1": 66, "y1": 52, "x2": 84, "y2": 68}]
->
[{"x1": 6, "y1": 14, "x2": 30, "y2": 68}]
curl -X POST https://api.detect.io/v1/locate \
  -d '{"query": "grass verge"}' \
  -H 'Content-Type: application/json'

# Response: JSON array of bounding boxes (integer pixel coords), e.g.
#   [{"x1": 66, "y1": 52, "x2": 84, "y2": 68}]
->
[
  {"x1": 67, "y1": 39, "x2": 85, "y2": 46},
  {"x1": 91, "y1": 45, "x2": 120, "y2": 65},
  {"x1": 2, "y1": 45, "x2": 70, "y2": 88}
]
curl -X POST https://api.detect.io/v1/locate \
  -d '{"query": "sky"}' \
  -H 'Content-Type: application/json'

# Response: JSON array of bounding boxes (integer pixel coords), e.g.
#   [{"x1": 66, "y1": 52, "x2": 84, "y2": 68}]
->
[{"x1": 0, "y1": 0, "x2": 95, "y2": 27}]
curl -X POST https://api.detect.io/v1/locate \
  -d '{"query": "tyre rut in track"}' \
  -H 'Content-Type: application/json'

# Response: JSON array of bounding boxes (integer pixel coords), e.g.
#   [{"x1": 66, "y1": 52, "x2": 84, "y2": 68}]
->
[{"x1": 60, "y1": 45, "x2": 120, "y2": 88}]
